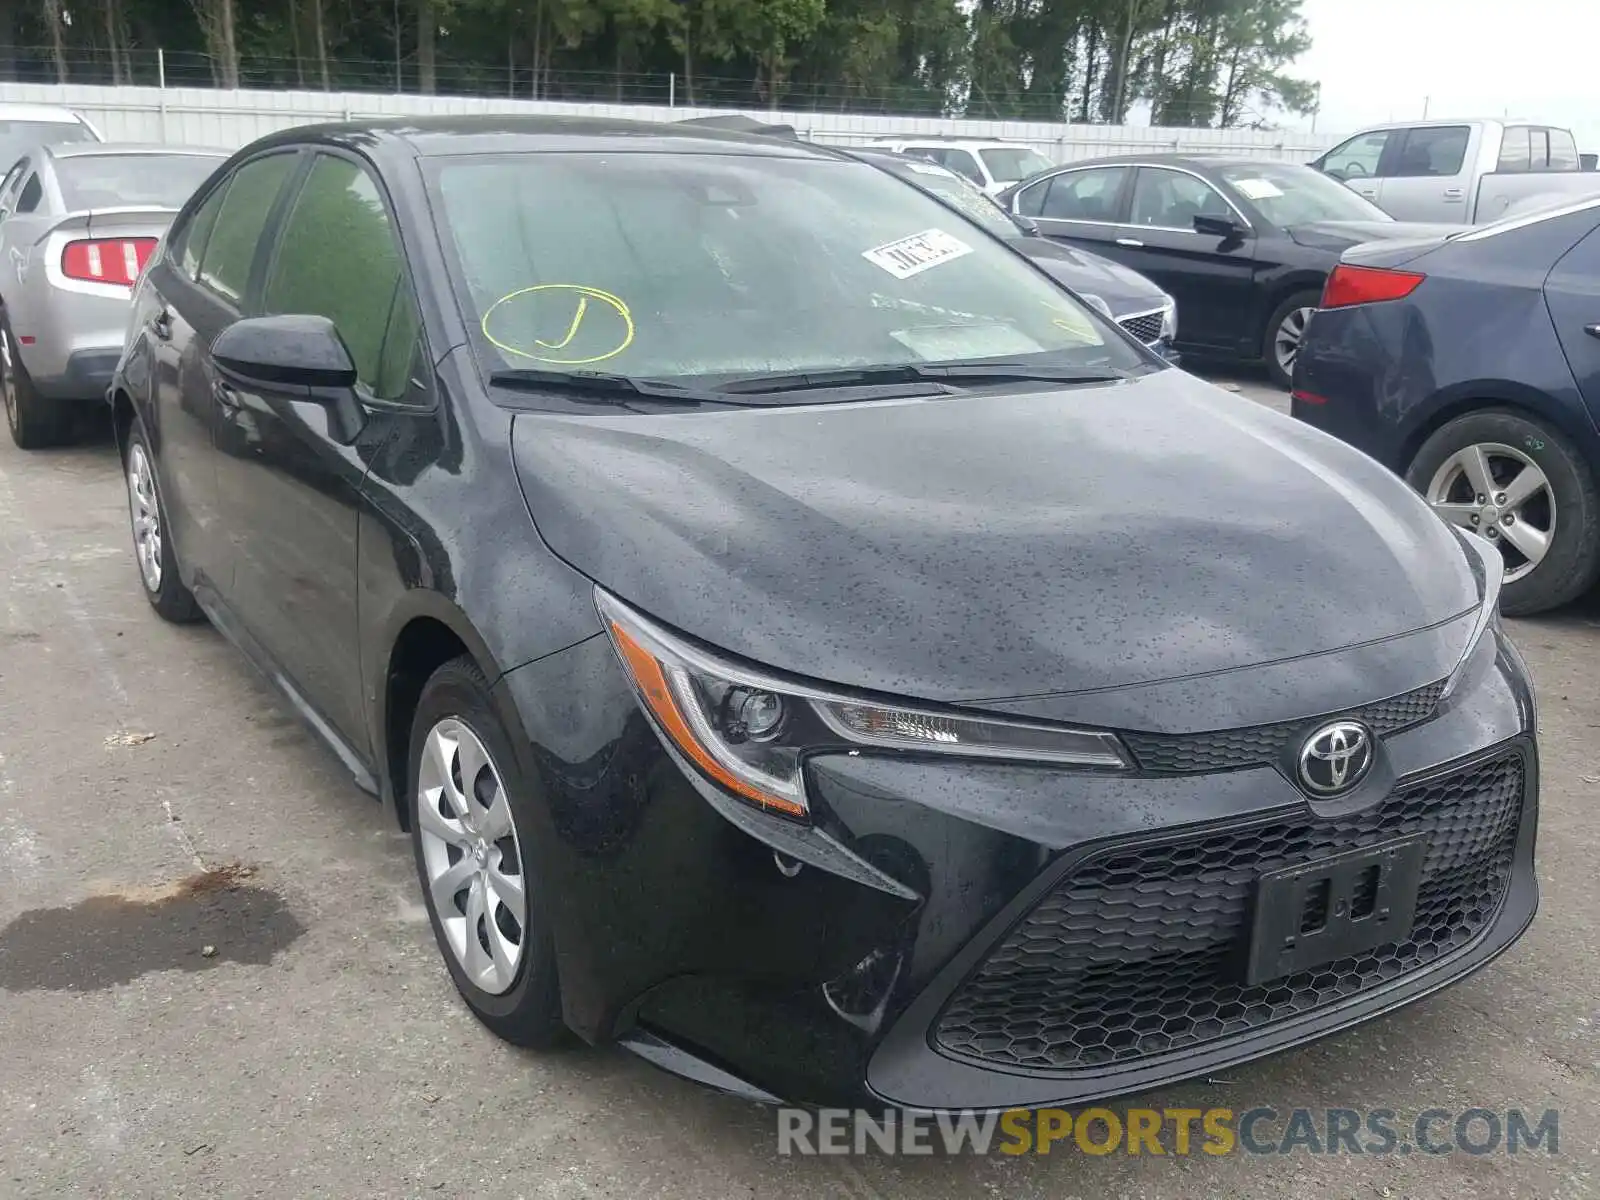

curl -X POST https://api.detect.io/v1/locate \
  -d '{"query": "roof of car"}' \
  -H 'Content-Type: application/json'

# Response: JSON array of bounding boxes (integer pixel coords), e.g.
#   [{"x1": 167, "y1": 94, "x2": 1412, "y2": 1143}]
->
[
  {"x1": 45, "y1": 141, "x2": 230, "y2": 159},
  {"x1": 868, "y1": 136, "x2": 1030, "y2": 147},
  {"x1": 1020, "y1": 152, "x2": 1314, "y2": 174},
  {"x1": 1339, "y1": 116, "x2": 1552, "y2": 133},
  {"x1": 0, "y1": 103, "x2": 90, "y2": 125},
  {"x1": 251, "y1": 114, "x2": 840, "y2": 162}
]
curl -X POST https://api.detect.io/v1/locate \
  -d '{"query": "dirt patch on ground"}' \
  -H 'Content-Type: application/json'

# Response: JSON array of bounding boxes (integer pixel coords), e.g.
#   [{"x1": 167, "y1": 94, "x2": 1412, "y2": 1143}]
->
[{"x1": 0, "y1": 863, "x2": 304, "y2": 991}]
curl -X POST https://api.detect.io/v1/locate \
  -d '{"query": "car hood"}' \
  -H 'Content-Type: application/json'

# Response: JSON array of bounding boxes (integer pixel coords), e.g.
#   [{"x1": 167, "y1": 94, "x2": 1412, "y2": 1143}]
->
[
  {"x1": 1287, "y1": 219, "x2": 1463, "y2": 253},
  {"x1": 1018, "y1": 239, "x2": 1168, "y2": 316},
  {"x1": 511, "y1": 369, "x2": 1478, "y2": 709}
]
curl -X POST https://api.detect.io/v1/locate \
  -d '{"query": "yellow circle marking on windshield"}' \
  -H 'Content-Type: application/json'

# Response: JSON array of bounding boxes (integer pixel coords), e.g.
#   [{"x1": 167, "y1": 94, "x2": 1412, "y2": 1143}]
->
[{"x1": 481, "y1": 284, "x2": 635, "y2": 366}]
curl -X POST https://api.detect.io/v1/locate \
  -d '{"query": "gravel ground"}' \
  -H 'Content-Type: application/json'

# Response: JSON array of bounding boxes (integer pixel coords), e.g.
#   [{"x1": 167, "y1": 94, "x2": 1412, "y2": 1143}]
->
[{"x1": 1, "y1": 370, "x2": 1596, "y2": 1199}]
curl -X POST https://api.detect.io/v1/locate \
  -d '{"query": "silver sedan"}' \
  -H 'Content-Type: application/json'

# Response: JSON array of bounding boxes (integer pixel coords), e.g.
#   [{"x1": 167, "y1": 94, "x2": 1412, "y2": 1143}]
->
[{"x1": 1, "y1": 142, "x2": 227, "y2": 448}]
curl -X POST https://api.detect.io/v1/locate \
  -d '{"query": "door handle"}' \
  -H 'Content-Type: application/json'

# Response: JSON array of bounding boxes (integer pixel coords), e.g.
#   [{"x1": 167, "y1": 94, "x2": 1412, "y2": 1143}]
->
[
  {"x1": 1585, "y1": 324, "x2": 1600, "y2": 340},
  {"x1": 149, "y1": 309, "x2": 173, "y2": 341},
  {"x1": 1115, "y1": 237, "x2": 1145, "y2": 247},
  {"x1": 1443, "y1": 188, "x2": 1465, "y2": 199}
]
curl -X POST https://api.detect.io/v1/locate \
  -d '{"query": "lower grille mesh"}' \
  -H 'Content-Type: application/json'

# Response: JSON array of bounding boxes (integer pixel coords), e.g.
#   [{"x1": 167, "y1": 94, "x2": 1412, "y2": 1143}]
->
[
  {"x1": 1117, "y1": 310, "x2": 1165, "y2": 344},
  {"x1": 934, "y1": 750, "x2": 1524, "y2": 1073}
]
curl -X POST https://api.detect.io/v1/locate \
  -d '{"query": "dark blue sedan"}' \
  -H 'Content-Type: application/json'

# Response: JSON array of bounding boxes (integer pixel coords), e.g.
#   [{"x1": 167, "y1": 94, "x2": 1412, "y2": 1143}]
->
[{"x1": 1292, "y1": 198, "x2": 1600, "y2": 615}]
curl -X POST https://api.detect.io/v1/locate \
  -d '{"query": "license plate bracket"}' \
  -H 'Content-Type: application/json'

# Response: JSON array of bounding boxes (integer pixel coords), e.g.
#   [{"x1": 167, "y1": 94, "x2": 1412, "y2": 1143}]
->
[{"x1": 1245, "y1": 834, "x2": 1427, "y2": 986}]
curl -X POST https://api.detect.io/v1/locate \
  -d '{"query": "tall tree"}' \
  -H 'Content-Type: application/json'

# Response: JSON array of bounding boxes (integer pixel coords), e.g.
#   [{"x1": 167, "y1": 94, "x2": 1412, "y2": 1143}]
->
[
  {"x1": 418, "y1": 0, "x2": 437, "y2": 91},
  {"x1": 40, "y1": 0, "x2": 68, "y2": 82},
  {"x1": 188, "y1": 0, "x2": 240, "y2": 87}
]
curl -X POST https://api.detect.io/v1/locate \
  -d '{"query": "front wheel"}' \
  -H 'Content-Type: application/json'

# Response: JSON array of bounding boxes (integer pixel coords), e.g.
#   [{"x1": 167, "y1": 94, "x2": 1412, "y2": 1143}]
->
[
  {"x1": 409, "y1": 656, "x2": 565, "y2": 1047},
  {"x1": 1407, "y1": 409, "x2": 1600, "y2": 615},
  {"x1": 1263, "y1": 290, "x2": 1321, "y2": 390}
]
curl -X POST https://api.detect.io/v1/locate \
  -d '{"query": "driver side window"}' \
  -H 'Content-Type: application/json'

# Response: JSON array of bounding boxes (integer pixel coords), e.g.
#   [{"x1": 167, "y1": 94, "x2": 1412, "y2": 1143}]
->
[
  {"x1": 261, "y1": 153, "x2": 423, "y2": 403},
  {"x1": 1321, "y1": 131, "x2": 1390, "y2": 180},
  {"x1": 1130, "y1": 168, "x2": 1231, "y2": 229}
]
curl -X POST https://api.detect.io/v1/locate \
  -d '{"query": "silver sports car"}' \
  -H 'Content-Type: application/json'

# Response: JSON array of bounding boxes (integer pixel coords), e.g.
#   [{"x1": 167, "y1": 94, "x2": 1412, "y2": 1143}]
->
[{"x1": 1, "y1": 141, "x2": 227, "y2": 448}]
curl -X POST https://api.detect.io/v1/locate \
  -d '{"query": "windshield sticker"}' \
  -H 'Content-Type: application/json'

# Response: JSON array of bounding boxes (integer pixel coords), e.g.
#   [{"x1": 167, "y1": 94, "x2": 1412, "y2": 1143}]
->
[
  {"x1": 904, "y1": 162, "x2": 955, "y2": 178},
  {"x1": 863, "y1": 229, "x2": 975, "y2": 280},
  {"x1": 1232, "y1": 178, "x2": 1283, "y2": 200},
  {"x1": 481, "y1": 283, "x2": 635, "y2": 366}
]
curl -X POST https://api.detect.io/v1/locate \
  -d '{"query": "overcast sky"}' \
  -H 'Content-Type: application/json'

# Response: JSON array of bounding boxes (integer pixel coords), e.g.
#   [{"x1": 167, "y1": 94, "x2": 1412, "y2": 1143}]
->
[{"x1": 1288, "y1": 0, "x2": 1598, "y2": 148}]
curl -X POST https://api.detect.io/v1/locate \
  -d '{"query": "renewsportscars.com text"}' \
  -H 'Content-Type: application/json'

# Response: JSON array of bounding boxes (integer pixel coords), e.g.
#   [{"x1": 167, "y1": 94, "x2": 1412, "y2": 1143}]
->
[{"x1": 777, "y1": 1106, "x2": 1560, "y2": 1157}]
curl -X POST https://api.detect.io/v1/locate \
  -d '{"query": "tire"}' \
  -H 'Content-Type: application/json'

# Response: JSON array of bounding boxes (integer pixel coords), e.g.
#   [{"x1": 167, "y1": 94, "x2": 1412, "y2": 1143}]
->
[
  {"x1": 409, "y1": 656, "x2": 565, "y2": 1048},
  {"x1": 1, "y1": 313, "x2": 67, "y2": 449},
  {"x1": 124, "y1": 418, "x2": 203, "y2": 623},
  {"x1": 1406, "y1": 408, "x2": 1600, "y2": 616},
  {"x1": 1263, "y1": 289, "x2": 1321, "y2": 391}
]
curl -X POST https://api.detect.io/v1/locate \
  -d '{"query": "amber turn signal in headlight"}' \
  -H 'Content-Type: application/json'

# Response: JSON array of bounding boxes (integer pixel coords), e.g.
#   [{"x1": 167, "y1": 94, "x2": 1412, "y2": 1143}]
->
[{"x1": 596, "y1": 589, "x2": 1130, "y2": 821}]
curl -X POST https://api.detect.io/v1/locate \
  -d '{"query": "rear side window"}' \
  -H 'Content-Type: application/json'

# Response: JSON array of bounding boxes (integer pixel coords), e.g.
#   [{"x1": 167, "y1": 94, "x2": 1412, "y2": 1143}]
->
[
  {"x1": 1497, "y1": 127, "x2": 1531, "y2": 173},
  {"x1": 174, "y1": 183, "x2": 228, "y2": 280},
  {"x1": 1391, "y1": 126, "x2": 1470, "y2": 178},
  {"x1": 198, "y1": 152, "x2": 297, "y2": 305},
  {"x1": 1548, "y1": 129, "x2": 1581, "y2": 170},
  {"x1": 1038, "y1": 167, "x2": 1127, "y2": 221},
  {"x1": 262, "y1": 154, "x2": 420, "y2": 401},
  {"x1": 55, "y1": 154, "x2": 221, "y2": 211},
  {"x1": 16, "y1": 173, "x2": 41, "y2": 213}
]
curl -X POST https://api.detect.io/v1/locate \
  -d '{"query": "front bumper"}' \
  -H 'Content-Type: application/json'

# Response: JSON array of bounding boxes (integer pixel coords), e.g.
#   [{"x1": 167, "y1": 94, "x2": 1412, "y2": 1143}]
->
[{"x1": 497, "y1": 623, "x2": 1537, "y2": 1112}]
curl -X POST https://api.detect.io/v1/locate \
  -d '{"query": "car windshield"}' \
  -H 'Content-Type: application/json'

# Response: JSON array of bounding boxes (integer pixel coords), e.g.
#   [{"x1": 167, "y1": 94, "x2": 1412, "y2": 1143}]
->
[
  {"x1": 430, "y1": 152, "x2": 1141, "y2": 389},
  {"x1": 0, "y1": 119, "x2": 92, "y2": 167},
  {"x1": 55, "y1": 153, "x2": 222, "y2": 211},
  {"x1": 1217, "y1": 162, "x2": 1392, "y2": 226},
  {"x1": 890, "y1": 161, "x2": 1022, "y2": 240},
  {"x1": 980, "y1": 147, "x2": 1053, "y2": 183}
]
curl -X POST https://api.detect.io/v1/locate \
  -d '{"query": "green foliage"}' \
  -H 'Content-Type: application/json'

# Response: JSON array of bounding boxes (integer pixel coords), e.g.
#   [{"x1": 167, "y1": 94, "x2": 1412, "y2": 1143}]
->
[{"x1": 20, "y1": 0, "x2": 1314, "y2": 126}]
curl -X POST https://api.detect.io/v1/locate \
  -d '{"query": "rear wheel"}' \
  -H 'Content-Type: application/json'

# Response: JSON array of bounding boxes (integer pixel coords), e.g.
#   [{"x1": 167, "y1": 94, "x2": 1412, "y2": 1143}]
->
[
  {"x1": 1, "y1": 314, "x2": 67, "y2": 449},
  {"x1": 1407, "y1": 409, "x2": 1600, "y2": 615},
  {"x1": 1263, "y1": 289, "x2": 1321, "y2": 390},
  {"x1": 409, "y1": 656, "x2": 565, "y2": 1047},
  {"x1": 124, "y1": 418, "x2": 203, "y2": 623}
]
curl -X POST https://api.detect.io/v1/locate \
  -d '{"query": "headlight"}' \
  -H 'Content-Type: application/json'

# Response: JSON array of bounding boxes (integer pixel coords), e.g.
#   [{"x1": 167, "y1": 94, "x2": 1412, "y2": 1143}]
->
[
  {"x1": 1160, "y1": 293, "x2": 1178, "y2": 341},
  {"x1": 596, "y1": 589, "x2": 1130, "y2": 821},
  {"x1": 1440, "y1": 527, "x2": 1505, "y2": 701}
]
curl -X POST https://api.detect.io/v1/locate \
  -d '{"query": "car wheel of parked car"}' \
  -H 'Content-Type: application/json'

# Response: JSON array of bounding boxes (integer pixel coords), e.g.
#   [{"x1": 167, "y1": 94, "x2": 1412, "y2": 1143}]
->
[
  {"x1": 1264, "y1": 290, "x2": 1321, "y2": 390},
  {"x1": 1, "y1": 315, "x2": 66, "y2": 450},
  {"x1": 124, "y1": 419, "x2": 204, "y2": 623},
  {"x1": 409, "y1": 655, "x2": 564, "y2": 1047},
  {"x1": 1407, "y1": 409, "x2": 1600, "y2": 616}
]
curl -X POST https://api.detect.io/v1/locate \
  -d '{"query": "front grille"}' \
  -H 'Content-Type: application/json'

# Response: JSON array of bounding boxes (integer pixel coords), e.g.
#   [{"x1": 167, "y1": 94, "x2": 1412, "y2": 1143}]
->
[
  {"x1": 1123, "y1": 680, "x2": 1447, "y2": 775},
  {"x1": 1118, "y1": 310, "x2": 1165, "y2": 344},
  {"x1": 934, "y1": 750, "x2": 1524, "y2": 1073}
]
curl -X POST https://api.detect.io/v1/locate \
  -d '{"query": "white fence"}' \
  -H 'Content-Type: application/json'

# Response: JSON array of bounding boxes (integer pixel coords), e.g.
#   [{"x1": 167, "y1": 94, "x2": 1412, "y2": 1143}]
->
[{"x1": 0, "y1": 80, "x2": 1340, "y2": 165}]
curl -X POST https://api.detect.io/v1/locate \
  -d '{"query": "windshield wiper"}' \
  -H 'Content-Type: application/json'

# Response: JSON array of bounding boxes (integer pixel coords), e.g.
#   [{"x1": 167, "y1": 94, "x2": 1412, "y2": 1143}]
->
[
  {"x1": 713, "y1": 361, "x2": 1129, "y2": 395},
  {"x1": 489, "y1": 368, "x2": 730, "y2": 405}
]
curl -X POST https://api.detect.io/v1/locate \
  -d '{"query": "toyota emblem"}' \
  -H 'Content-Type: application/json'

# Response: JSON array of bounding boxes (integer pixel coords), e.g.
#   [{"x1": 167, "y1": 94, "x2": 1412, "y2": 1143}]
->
[{"x1": 1296, "y1": 720, "x2": 1374, "y2": 797}]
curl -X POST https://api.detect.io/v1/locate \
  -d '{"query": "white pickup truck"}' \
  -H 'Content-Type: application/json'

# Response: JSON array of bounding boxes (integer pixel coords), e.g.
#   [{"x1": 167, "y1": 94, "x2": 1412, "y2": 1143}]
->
[{"x1": 1310, "y1": 118, "x2": 1600, "y2": 224}]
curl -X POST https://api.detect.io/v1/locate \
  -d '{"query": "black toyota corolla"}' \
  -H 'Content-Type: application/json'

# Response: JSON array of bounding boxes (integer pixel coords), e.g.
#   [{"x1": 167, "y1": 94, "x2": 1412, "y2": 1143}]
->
[{"x1": 110, "y1": 116, "x2": 1538, "y2": 1112}]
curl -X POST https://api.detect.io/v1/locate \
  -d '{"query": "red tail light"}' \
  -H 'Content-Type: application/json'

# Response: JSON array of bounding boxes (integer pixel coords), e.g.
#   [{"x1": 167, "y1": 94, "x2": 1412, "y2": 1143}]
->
[
  {"x1": 60, "y1": 237, "x2": 158, "y2": 287},
  {"x1": 1320, "y1": 264, "x2": 1426, "y2": 310}
]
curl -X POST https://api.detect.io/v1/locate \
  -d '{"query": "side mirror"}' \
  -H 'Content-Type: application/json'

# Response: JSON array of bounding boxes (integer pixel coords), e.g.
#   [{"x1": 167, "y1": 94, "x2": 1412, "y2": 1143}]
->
[
  {"x1": 212, "y1": 314, "x2": 366, "y2": 444},
  {"x1": 1193, "y1": 213, "x2": 1244, "y2": 239},
  {"x1": 1013, "y1": 214, "x2": 1042, "y2": 237},
  {"x1": 212, "y1": 314, "x2": 358, "y2": 388}
]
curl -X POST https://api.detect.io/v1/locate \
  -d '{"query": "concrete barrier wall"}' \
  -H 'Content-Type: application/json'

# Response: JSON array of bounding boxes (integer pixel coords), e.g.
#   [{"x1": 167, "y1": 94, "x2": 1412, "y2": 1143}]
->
[{"x1": 0, "y1": 80, "x2": 1340, "y2": 164}]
